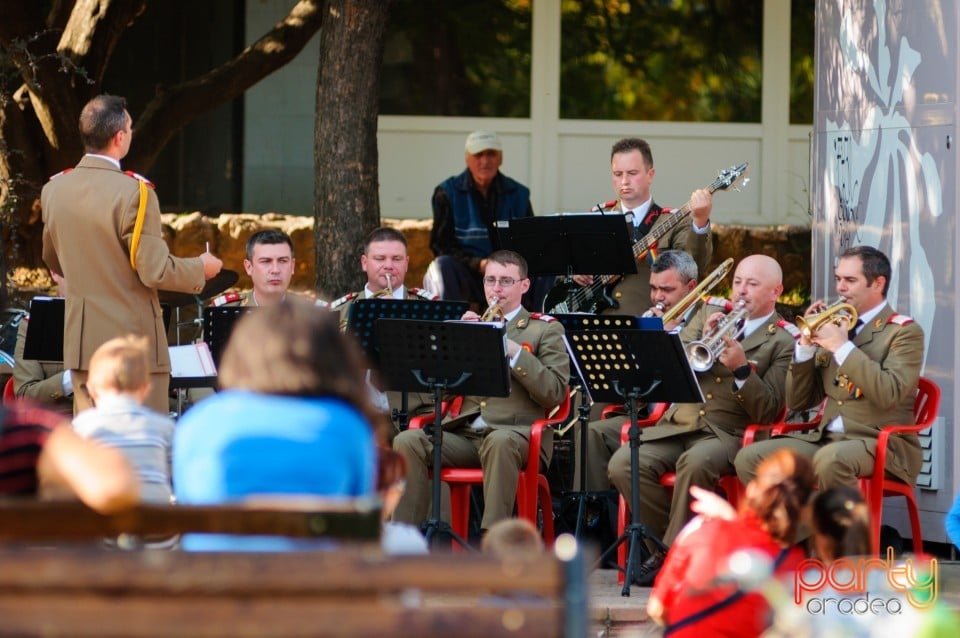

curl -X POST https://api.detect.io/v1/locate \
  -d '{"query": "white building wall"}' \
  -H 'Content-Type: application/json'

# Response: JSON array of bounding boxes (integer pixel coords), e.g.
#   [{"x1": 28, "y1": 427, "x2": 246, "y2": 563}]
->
[{"x1": 245, "y1": 0, "x2": 811, "y2": 226}]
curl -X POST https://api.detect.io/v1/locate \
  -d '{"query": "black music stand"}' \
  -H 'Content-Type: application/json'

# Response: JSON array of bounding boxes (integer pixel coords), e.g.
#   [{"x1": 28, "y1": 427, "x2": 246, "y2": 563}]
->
[
  {"x1": 346, "y1": 298, "x2": 468, "y2": 431},
  {"x1": 23, "y1": 297, "x2": 65, "y2": 362},
  {"x1": 553, "y1": 314, "x2": 640, "y2": 541},
  {"x1": 203, "y1": 306, "x2": 251, "y2": 368},
  {"x1": 376, "y1": 319, "x2": 510, "y2": 550},
  {"x1": 567, "y1": 327, "x2": 702, "y2": 596}
]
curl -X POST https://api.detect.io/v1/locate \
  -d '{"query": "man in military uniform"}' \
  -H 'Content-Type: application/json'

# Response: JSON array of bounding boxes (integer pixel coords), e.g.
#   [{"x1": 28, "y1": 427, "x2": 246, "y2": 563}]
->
[
  {"x1": 392, "y1": 250, "x2": 569, "y2": 531},
  {"x1": 211, "y1": 229, "x2": 309, "y2": 308},
  {"x1": 609, "y1": 254, "x2": 797, "y2": 585},
  {"x1": 735, "y1": 246, "x2": 925, "y2": 491},
  {"x1": 12, "y1": 273, "x2": 73, "y2": 415},
  {"x1": 41, "y1": 94, "x2": 222, "y2": 414}
]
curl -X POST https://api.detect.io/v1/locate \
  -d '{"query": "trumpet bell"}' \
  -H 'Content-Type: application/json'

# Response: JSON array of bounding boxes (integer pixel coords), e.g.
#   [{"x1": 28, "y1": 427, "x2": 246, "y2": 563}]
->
[{"x1": 795, "y1": 300, "x2": 858, "y2": 339}]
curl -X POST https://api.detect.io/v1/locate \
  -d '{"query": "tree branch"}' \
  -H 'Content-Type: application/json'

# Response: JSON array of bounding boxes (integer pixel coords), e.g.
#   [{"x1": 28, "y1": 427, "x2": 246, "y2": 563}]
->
[{"x1": 127, "y1": 0, "x2": 324, "y2": 172}]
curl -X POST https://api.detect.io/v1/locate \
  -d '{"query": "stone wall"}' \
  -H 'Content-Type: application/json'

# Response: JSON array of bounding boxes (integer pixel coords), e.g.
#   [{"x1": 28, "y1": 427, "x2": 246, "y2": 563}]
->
[{"x1": 160, "y1": 213, "x2": 812, "y2": 301}]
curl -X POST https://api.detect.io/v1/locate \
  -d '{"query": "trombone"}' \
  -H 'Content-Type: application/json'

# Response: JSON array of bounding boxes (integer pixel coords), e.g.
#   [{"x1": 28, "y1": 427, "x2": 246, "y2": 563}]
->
[{"x1": 645, "y1": 258, "x2": 735, "y2": 325}]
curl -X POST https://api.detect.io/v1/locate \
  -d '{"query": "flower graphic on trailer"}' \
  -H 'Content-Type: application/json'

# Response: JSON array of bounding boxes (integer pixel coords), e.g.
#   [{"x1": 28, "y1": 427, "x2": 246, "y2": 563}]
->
[{"x1": 819, "y1": 0, "x2": 940, "y2": 365}]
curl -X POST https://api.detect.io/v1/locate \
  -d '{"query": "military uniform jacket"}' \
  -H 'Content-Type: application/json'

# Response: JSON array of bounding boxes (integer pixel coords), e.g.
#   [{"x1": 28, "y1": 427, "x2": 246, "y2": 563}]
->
[
  {"x1": 215, "y1": 290, "x2": 314, "y2": 308},
  {"x1": 785, "y1": 303, "x2": 924, "y2": 483},
  {"x1": 444, "y1": 308, "x2": 569, "y2": 433},
  {"x1": 331, "y1": 286, "x2": 438, "y2": 331},
  {"x1": 638, "y1": 305, "x2": 796, "y2": 464},
  {"x1": 41, "y1": 156, "x2": 205, "y2": 372},
  {"x1": 601, "y1": 201, "x2": 712, "y2": 317}
]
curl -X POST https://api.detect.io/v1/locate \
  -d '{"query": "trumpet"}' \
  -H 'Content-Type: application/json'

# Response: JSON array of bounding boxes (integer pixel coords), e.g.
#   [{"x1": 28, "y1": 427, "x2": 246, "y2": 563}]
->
[
  {"x1": 651, "y1": 258, "x2": 735, "y2": 326},
  {"x1": 795, "y1": 297, "x2": 858, "y2": 339},
  {"x1": 480, "y1": 296, "x2": 505, "y2": 322},
  {"x1": 685, "y1": 299, "x2": 749, "y2": 372},
  {"x1": 373, "y1": 273, "x2": 394, "y2": 298},
  {"x1": 641, "y1": 302, "x2": 665, "y2": 318}
]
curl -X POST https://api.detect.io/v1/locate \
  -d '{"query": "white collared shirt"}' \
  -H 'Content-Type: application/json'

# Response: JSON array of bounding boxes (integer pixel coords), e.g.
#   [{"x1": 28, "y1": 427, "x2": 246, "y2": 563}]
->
[{"x1": 84, "y1": 153, "x2": 121, "y2": 169}]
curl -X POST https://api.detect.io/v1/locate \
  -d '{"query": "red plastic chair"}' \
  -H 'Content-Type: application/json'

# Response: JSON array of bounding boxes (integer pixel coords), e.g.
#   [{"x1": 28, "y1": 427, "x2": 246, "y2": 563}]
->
[
  {"x1": 614, "y1": 403, "x2": 786, "y2": 583},
  {"x1": 409, "y1": 390, "x2": 571, "y2": 547},
  {"x1": 767, "y1": 377, "x2": 939, "y2": 555},
  {"x1": 2, "y1": 377, "x2": 15, "y2": 405}
]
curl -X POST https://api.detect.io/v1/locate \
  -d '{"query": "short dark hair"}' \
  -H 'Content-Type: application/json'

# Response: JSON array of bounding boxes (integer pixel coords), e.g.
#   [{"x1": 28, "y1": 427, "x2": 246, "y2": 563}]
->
[
  {"x1": 839, "y1": 245, "x2": 891, "y2": 296},
  {"x1": 245, "y1": 229, "x2": 294, "y2": 261},
  {"x1": 650, "y1": 250, "x2": 698, "y2": 283},
  {"x1": 79, "y1": 95, "x2": 128, "y2": 152},
  {"x1": 610, "y1": 137, "x2": 653, "y2": 166},
  {"x1": 364, "y1": 227, "x2": 407, "y2": 254},
  {"x1": 811, "y1": 486, "x2": 871, "y2": 560},
  {"x1": 486, "y1": 249, "x2": 528, "y2": 278}
]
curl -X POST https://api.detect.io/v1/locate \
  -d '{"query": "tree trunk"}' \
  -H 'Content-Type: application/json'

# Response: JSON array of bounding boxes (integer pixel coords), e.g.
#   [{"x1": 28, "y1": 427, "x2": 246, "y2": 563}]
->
[{"x1": 313, "y1": 0, "x2": 392, "y2": 298}]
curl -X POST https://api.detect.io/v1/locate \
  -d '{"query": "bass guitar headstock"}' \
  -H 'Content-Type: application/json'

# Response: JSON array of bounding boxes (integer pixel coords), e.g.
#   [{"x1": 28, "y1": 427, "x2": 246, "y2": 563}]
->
[{"x1": 710, "y1": 162, "x2": 750, "y2": 193}]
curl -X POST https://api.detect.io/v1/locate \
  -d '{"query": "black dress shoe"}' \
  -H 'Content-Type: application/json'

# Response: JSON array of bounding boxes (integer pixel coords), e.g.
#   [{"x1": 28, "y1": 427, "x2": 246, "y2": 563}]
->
[{"x1": 633, "y1": 551, "x2": 665, "y2": 586}]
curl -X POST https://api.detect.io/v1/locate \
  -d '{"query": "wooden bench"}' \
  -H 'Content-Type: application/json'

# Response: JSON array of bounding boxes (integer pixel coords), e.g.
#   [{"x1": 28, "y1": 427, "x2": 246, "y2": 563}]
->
[{"x1": 0, "y1": 499, "x2": 589, "y2": 637}]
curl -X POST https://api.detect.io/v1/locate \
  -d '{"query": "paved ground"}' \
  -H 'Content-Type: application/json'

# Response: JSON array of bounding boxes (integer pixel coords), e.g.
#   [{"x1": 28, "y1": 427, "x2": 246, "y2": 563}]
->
[{"x1": 587, "y1": 561, "x2": 960, "y2": 637}]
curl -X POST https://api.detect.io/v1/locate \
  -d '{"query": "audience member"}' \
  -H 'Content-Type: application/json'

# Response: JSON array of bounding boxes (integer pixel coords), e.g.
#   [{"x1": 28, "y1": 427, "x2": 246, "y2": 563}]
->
[
  {"x1": 72, "y1": 335, "x2": 174, "y2": 505},
  {"x1": 393, "y1": 250, "x2": 569, "y2": 531},
  {"x1": 378, "y1": 448, "x2": 428, "y2": 555},
  {"x1": 173, "y1": 302, "x2": 380, "y2": 550},
  {"x1": 481, "y1": 518, "x2": 544, "y2": 560},
  {"x1": 647, "y1": 449, "x2": 815, "y2": 637},
  {"x1": 12, "y1": 272, "x2": 73, "y2": 414},
  {"x1": 424, "y1": 131, "x2": 534, "y2": 309}
]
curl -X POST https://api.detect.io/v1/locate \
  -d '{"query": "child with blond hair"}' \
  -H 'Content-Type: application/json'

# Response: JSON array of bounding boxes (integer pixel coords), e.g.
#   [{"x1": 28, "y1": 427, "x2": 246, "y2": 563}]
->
[{"x1": 73, "y1": 335, "x2": 174, "y2": 504}]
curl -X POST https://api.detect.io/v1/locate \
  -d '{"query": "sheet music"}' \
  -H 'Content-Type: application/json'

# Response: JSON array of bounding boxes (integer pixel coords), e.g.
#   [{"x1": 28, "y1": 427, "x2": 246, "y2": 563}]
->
[{"x1": 169, "y1": 342, "x2": 217, "y2": 378}]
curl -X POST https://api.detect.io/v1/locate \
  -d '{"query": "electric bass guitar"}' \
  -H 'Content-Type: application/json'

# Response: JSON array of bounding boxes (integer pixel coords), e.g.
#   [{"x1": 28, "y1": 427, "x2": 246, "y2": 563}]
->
[{"x1": 542, "y1": 163, "x2": 749, "y2": 315}]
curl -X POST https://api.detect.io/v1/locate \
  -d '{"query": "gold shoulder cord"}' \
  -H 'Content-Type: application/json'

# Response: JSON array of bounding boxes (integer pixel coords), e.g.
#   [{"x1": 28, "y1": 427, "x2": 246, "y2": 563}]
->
[{"x1": 129, "y1": 177, "x2": 147, "y2": 270}]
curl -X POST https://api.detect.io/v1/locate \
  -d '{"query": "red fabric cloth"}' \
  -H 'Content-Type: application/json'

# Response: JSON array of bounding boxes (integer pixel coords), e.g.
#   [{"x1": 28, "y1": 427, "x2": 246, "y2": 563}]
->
[
  {"x1": 652, "y1": 513, "x2": 804, "y2": 638},
  {"x1": 0, "y1": 401, "x2": 60, "y2": 495}
]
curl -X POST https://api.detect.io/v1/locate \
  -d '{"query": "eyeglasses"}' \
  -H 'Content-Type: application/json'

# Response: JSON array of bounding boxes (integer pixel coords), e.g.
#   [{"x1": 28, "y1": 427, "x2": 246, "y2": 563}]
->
[{"x1": 482, "y1": 276, "x2": 521, "y2": 288}]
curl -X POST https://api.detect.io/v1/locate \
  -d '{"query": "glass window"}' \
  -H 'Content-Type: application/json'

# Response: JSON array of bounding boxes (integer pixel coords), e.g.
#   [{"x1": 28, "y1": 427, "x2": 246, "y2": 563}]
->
[
  {"x1": 380, "y1": 0, "x2": 532, "y2": 117},
  {"x1": 790, "y1": 0, "x2": 815, "y2": 124},
  {"x1": 560, "y1": 1, "x2": 763, "y2": 122}
]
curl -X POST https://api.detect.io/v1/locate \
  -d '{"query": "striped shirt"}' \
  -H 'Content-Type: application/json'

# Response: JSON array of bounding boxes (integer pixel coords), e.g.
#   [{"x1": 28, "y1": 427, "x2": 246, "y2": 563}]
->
[{"x1": 0, "y1": 401, "x2": 62, "y2": 495}]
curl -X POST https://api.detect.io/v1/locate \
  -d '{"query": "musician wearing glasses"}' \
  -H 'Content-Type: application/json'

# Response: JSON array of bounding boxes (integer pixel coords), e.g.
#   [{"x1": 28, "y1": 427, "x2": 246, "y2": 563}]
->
[
  {"x1": 392, "y1": 250, "x2": 569, "y2": 532},
  {"x1": 609, "y1": 254, "x2": 797, "y2": 585},
  {"x1": 734, "y1": 246, "x2": 924, "y2": 492},
  {"x1": 330, "y1": 227, "x2": 438, "y2": 330},
  {"x1": 560, "y1": 138, "x2": 713, "y2": 316}
]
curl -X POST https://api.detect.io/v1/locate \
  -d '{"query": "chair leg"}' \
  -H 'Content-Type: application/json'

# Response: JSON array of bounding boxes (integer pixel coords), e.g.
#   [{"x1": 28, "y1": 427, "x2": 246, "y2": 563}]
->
[
  {"x1": 449, "y1": 484, "x2": 472, "y2": 550},
  {"x1": 617, "y1": 495, "x2": 627, "y2": 585},
  {"x1": 537, "y1": 475, "x2": 555, "y2": 546}
]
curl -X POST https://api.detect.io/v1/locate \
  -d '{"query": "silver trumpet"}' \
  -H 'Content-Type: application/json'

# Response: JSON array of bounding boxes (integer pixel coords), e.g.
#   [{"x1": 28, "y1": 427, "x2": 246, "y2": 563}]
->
[
  {"x1": 641, "y1": 302, "x2": 665, "y2": 319},
  {"x1": 685, "y1": 299, "x2": 749, "y2": 372}
]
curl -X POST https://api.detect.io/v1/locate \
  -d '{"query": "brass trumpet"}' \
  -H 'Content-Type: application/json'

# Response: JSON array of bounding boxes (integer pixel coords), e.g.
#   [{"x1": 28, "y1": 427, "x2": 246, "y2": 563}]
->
[
  {"x1": 795, "y1": 297, "x2": 858, "y2": 339},
  {"x1": 373, "y1": 273, "x2": 394, "y2": 298},
  {"x1": 653, "y1": 258, "x2": 735, "y2": 325},
  {"x1": 480, "y1": 296, "x2": 505, "y2": 322},
  {"x1": 685, "y1": 299, "x2": 748, "y2": 372}
]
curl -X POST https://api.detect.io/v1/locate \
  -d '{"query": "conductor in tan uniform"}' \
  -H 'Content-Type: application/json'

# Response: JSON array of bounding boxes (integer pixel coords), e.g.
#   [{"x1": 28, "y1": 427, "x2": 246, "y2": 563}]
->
[
  {"x1": 41, "y1": 94, "x2": 222, "y2": 415},
  {"x1": 392, "y1": 250, "x2": 569, "y2": 531}
]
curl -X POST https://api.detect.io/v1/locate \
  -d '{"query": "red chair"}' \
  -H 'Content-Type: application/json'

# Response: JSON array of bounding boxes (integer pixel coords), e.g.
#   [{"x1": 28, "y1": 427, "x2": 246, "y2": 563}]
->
[
  {"x1": 614, "y1": 403, "x2": 786, "y2": 583},
  {"x1": 2, "y1": 377, "x2": 15, "y2": 405},
  {"x1": 409, "y1": 390, "x2": 571, "y2": 547},
  {"x1": 767, "y1": 377, "x2": 939, "y2": 555}
]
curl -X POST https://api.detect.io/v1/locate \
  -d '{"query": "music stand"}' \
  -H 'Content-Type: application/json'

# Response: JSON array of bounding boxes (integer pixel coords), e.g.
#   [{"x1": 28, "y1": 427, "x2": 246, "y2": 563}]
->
[
  {"x1": 346, "y1": 299, "x2": 468, "y2": 431},
  {"x1": 553, "y1": 314, "x2": 639, "y2": 540},
  {"x1": 376, "y1": 319, "x2": 510, "y2": 549},
  {"x1": 567, "y1": 327, "x2": 702, "y2": 596},
  {"x1": 203, "y1": 306, "x2": 252, "y2": 368},
  {"x1": 23, "y1": 297, "x2": 65, "y2": 362}
]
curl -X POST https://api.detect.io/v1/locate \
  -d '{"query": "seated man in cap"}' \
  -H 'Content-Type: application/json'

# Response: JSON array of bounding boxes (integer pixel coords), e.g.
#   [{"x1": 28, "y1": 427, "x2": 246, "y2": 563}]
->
[{"x1": 424, "y1": 130, "x2": 535, "y2": 311}]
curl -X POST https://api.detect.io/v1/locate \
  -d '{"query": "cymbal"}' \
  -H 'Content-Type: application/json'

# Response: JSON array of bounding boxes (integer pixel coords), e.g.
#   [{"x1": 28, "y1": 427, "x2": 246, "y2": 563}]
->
[{"x1": 158, "y1": 269, "x2": 239, "y2": 308}]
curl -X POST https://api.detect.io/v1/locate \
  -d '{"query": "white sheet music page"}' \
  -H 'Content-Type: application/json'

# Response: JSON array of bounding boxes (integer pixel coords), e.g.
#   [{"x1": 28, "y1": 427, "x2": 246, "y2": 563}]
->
[{"x1": 169, "y1": 342, "x2": 217, "y2": 378}]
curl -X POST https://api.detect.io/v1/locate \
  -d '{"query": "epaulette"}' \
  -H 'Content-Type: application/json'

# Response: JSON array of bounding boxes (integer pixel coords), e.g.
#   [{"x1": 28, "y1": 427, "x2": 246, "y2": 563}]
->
[
  {"x1": 592, "y1": 199, "x2": 618, "y2": 212},
  {"x1": 704, "y1": 296, "x2": 734, "y2": 310},
  {"x1": 888, "y1": 313, "x2": 914, "y2": 326},
  {"x1": 528, "y1": 312, "x2": 557, "y2": 323},
  {"x1": 210, "y1": 292, "x2": 242, "y2": 307},
  {"x1": 48, "y1": 168, "x2": 73, "y2": 181},
  {"x1": 776, "y1": 319, "x2": 802, "y2": 339},
  {"x1": 409, "y1": 287, "x2": 439, "y2": 301},
  {"x1": 330, "y1": 291, "x2": 359, "y2": 310},
  {"x1": 123, "y1": 170, "x2": 156, "y2": 189},
  {"x1": 315, "y1": 299, "x2": 330, "y2": 309}
]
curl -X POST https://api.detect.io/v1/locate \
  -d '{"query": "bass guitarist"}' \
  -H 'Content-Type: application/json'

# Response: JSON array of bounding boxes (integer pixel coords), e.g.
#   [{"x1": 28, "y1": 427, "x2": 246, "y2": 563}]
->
[{"x1": 559, "y1": 137, "x2": 714, "y2": 316}]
